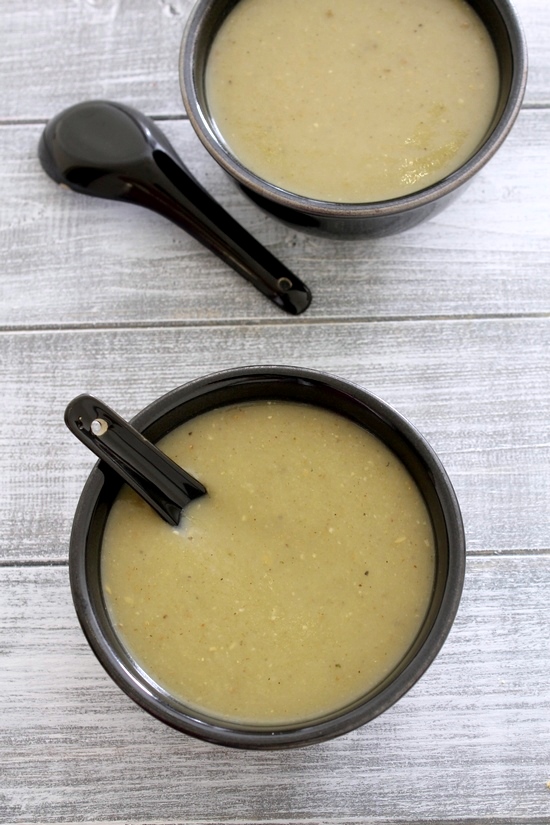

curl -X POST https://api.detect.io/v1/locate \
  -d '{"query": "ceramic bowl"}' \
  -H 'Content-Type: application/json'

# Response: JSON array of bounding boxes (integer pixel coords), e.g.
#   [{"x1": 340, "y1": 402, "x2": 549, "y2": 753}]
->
[
  {"x1": 69, "y1": 366, "x2": 465, "y2": 748},
  {"x1": 179, "y1": 0, "x2": 527, "y2": 238}
]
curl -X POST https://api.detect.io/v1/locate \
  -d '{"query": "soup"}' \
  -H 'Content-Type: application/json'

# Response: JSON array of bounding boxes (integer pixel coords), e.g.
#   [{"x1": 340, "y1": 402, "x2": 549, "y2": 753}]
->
[
  {"x1": 101, "y1": 401, "x2": 435, "y2": 724},
  {"x1": 205, "y1": 0, "x2": 500, "y2": 202}
]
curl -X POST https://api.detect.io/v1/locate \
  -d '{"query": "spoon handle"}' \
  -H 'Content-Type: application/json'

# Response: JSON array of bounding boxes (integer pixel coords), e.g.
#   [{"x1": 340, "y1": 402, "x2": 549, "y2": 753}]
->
[
  {"x1": 65, "y1": 394, "x2": 206, "y2": 526},
  {"x1": 142, "y1": 150, "x2": 311, "y2": 316}
]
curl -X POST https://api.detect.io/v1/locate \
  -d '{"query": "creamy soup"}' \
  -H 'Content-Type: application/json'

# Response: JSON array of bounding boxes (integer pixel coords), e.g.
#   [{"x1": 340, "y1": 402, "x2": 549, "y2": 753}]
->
[
  {"x1": 102, "y1": 401, "x2": 435, "y2": 724},
  {"x1": 205, "y1": 0, "x2": 500, "y2": 202}
]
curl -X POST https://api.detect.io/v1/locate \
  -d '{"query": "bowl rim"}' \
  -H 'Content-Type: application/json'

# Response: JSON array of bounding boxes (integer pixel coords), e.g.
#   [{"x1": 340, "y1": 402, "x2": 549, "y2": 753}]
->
[
  {"x1": 69, "y1": 366, "x2": 466, "y2": 749},
  {"x1": 179, "y1": 0, "x2": 528, "y2": 219}
]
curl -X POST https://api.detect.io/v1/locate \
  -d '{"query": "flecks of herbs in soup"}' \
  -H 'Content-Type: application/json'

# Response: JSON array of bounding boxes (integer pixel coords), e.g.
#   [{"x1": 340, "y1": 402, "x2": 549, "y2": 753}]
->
[
  {"x1": 205, "y1": 0, "x2": 500, "y2": 202},
  {"x1": 102, "y1": 401, "x2": 435, "y2": 724}
]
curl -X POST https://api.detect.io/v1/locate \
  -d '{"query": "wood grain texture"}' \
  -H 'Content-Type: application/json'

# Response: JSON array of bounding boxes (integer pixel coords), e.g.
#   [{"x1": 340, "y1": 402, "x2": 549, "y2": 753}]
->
[
  {"x1": 1, "y1": 0, "x2": 549, "y2": 821},
  {"x1": 1, "y1": 109, "x2": 549, "y2": 328},
  {"x1": 0, "y1": 0, "x2": 546, "y2": 121},
  {"x1": 0, "y1": 0, "x2": 194, "y2": 122},
  {"x1": 0, "y1": 319, "x2": 548, "y2": 564},
  {"x1": 520, "y1": 0, "x2": 550, "y2": 104},
  {"x1": 1, "y1": 557, "x2": 549, "y2": 823}
]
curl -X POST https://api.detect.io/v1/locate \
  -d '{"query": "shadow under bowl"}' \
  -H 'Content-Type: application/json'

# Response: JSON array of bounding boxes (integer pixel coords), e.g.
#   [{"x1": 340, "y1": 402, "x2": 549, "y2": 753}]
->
[{"x1": 69, "y1": 366, "x2": 465, "y2": 749}]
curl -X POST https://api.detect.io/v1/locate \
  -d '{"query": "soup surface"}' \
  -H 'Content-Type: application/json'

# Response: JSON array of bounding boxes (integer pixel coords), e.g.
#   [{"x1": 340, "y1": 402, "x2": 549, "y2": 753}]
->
[
  {"x1": 102, "y1": 401, "x2": 435, "y2": 724},
  {"x1": 205, "y1": 0, "x2": 500, "y2": 202}
]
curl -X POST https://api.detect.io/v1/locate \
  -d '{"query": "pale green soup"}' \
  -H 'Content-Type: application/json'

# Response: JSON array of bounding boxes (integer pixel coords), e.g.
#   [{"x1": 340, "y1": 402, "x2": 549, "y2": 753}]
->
[
  {"x1": 102, "y1": 401, "x2": 435, "y2": 724},
  {"x1": 205, "y1": 0, "x2": 500, "y2": 202}
]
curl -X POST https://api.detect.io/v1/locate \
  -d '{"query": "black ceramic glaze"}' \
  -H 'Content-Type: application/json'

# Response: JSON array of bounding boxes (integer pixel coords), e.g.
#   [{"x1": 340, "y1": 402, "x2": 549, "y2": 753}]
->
[
  {"x1": 38, "y1": 100, "x2": 311, "y2": 313},
  {"x1": 65, "y1": 394, "x2": 206, "y2": 526},
  {"x1": 69, "y1": 366, "x2": 466, "y2": 750},
  {"x1": 179, "y1": 0, "x2": 527, "y2": 238}
]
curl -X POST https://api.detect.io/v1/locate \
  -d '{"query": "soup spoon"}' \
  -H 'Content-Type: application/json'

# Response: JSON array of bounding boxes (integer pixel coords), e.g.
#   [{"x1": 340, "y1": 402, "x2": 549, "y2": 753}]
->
[
  {"x1": 38, "y1": 100, "x2": 311, "y2": 315},
  {"x1": 65, "y1": 394, "x2": 206, "y2": 526}
]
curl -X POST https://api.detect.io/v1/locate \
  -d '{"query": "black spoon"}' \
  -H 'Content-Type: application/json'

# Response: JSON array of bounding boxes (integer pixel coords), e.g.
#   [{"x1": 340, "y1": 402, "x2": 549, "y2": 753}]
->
[
  {"x1": 39, "y1": 100, "x2": 311, "y2": 315},
  {"x1": 66, "y1": 394, "x2": 206, "y2": 527}
]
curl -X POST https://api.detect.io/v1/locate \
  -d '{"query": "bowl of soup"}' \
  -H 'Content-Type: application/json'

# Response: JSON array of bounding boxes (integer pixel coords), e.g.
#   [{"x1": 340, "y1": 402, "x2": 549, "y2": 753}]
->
[
  {"x1": 69, "y1": 366, "x2": 465, "y2": 748},
  {"x1": 179, "y1": 0, "x2": 527, "y2": 238}
]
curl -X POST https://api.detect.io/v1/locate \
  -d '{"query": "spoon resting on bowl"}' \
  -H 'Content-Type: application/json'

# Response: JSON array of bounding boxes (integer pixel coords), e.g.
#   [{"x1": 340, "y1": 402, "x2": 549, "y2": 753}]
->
[
  {"x1": 39, "y1": 100, "x2": 311, "y2": 315},
  {"x1": 66, "y1": 394, "x2": 206, "y2": 527}
]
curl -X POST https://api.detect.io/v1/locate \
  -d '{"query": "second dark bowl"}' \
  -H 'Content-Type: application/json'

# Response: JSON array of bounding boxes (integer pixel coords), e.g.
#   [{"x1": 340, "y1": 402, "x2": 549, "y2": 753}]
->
[
  {"x1": 180, "y1": 0, "x2": 527, "y2": 238},
  {"x1": 69, "y1": 366, "x2": 465, "y2": 749}
]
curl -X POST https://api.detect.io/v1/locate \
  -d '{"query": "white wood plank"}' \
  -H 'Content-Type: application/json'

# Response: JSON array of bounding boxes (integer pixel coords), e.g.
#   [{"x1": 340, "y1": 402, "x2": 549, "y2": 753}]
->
[
  {"x1": 0, "y1": 318, "x2": 548, "y2": 563},
  {"x1": 1, "y1": 109, "x2": 549, "y2": 327},
  {"x1": 0, "y1": 0, "x2": 547, "y2": 121},
  {"x1": 0, "y1": 0, "x2": 195, "y2": 122},
  {"x1": 1, "y1": 557, "x2": 549, "y2": 823},
  {"x1": 521, "y1": 0, "x2": 550, "y2": 104},
  {"x1": 1, "y1": 1, "x2": 548, "y2": 823}
]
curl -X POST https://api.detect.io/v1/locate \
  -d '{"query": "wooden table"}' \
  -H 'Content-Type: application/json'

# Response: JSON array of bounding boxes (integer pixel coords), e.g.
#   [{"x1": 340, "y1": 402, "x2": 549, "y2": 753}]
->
[{"x1": 1, "y1": 1, "x2": 549, "y2": 822}]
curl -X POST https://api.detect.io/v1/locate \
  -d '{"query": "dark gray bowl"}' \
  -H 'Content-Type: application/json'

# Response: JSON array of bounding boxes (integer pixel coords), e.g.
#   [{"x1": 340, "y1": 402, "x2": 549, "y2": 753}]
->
[
  {"x1": 69, "y1": 366, "x2": 465, "y2": 749},
  {"x1": 179, "y1": 0, "x2": 527, "y2": 238}
]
